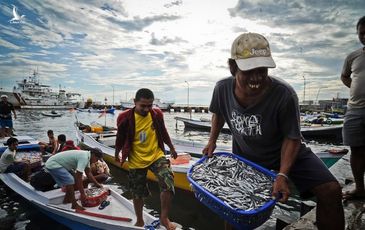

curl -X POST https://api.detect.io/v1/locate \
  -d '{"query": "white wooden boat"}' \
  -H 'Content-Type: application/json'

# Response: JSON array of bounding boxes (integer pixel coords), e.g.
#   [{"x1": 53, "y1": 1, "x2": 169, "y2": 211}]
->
[
  {"x1": 0, "y1": 173, "x2": 162, "y2": 230},
  {"x1": 41, "y1": 111, "x2": 63, "y2": 117},
  {"x1": 0, "y1": 138, "x2": 162, "y2": 230},
  {"x1": 74, "y1": 122, "x2": 198, "y2": 192}
]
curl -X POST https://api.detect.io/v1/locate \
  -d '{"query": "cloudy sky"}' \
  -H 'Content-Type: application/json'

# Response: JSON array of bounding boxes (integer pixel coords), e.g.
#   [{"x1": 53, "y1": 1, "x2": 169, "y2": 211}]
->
[{"x1": 0, "y1": 0, "x2": 364, "y2": 105}]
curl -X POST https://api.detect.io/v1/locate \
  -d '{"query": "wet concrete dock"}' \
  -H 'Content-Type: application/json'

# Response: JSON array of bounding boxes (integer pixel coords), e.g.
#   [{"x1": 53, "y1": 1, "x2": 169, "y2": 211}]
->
[{"x1": 284, "y1": 153, "x2": 365, "y2": 230}]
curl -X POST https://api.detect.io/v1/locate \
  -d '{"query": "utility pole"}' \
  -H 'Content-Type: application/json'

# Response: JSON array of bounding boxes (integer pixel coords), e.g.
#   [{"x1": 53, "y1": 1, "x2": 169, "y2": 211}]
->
[
  {"x1": 302, "y1": 75, "x2": 306, "y2": 104},
  {"x1": 185, "y1": 81, "x2": 191, "y2": 119},
  {"x1": 111, "y1": 85, "x2": 115, "y2": 106}
]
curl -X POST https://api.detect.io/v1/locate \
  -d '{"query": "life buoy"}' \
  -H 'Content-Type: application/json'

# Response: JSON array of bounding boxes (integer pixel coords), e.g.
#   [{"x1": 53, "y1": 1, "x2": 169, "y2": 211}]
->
[{"x1": 326, "y1": 119, "x2": 332, "y2": 125}]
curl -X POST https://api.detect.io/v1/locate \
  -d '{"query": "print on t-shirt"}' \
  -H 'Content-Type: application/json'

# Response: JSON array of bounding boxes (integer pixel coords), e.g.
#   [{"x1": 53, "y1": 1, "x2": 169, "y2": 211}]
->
[
  {"x1": 230, "y1": 110, "x2": 262, "y2": 136},
  {"x1": 139, "y1": 131, "x2": 147, "y2": 143}
]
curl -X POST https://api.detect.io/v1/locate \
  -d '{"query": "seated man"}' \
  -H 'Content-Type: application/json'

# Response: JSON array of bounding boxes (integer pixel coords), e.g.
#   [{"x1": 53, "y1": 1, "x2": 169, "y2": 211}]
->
[
  {"x1": 89, "y1": 159, "x2": 111, "y2": 184},
  {"x1": 54, "y1": 134, "x2": 66, "y2": 154},
  {"x1": 0, "y1": 137, "x2": 30, "y2": 181},
  {"x1": 45, "y1": 148, "x2": 103, "y2": 210},
  {"x1": 39, "y1": 130, "x2": 57, "y2": 154}
]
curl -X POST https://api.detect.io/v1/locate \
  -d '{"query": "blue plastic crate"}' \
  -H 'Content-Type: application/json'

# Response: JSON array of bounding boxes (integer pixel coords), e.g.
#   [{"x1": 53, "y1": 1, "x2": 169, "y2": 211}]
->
[{"x1": 187, "y1": 152, "x2": 277, "y2": 230}]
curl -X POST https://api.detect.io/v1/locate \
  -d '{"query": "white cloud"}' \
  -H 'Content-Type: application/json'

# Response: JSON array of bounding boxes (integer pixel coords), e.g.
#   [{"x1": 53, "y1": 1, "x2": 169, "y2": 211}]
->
[{"x1": 0, "y1": 0, "x2": 363, "y2": 103}]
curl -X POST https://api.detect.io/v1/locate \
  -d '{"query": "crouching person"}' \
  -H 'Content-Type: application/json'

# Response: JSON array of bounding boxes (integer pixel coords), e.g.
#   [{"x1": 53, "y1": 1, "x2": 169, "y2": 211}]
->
[
  {"x1": 0, "y1": 137, "x2": 30, "y2": 181},
  {"x1": 89, "y1": 159, "x2": 111, "y2": 184},
  {"x1": 45, "y1": 148, "x2": 104, "y2": 210}
]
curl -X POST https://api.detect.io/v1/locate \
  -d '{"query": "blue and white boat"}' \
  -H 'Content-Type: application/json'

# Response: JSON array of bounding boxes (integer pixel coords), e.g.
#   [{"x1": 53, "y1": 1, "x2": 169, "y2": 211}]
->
[{"x1": 76, "y1": 107, "x2": 115, "y2": 114}]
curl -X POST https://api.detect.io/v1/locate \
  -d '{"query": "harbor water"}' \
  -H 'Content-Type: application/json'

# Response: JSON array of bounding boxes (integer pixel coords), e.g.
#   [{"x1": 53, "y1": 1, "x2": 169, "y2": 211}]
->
[{"x1": 0, "y1": 110, "x2": 345, "y2": 230}]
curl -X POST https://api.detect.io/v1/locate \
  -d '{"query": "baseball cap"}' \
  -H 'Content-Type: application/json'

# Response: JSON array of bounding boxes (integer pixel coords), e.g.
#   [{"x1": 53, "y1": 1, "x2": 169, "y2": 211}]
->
[
  {"x1": 231, "y1": 33, "x2": 276, "y2": 71},
  {"x1": 1, "y1": 95, "x2": 8, "y2": 98}
]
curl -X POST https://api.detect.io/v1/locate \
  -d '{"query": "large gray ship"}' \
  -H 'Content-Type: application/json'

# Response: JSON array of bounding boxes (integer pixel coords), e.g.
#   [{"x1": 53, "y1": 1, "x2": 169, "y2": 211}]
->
[{"x1": 0, "y1": 70, "x2": 83, "y2": 109}]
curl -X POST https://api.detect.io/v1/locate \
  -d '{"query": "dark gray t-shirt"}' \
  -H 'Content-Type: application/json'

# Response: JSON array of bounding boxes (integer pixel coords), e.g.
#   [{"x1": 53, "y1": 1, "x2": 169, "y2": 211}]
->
[{"x1": 209, "y1": 76, "x2": 303, "y2": 168}]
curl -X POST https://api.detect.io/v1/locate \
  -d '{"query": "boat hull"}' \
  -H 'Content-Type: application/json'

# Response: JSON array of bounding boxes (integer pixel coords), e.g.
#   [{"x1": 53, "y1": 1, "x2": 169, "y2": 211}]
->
[{"x1": 175, "y1": 117, "x2": 343, "y2": 140}]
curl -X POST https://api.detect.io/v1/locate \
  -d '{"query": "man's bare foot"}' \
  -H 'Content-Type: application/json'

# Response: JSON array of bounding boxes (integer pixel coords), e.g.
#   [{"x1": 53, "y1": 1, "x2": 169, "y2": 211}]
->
[
  {"x1": 343, "y1": 189, "x2": 365, "y2": 201},
  {"x1": 160, "y1": 218, "x2": 177, "y2": 230},
  {"x1": 134, "y1": 220, "x2": 144, "y2": 227},
  {"x1": 72, "y1": 202, "x2": 85, "y2": 210}
]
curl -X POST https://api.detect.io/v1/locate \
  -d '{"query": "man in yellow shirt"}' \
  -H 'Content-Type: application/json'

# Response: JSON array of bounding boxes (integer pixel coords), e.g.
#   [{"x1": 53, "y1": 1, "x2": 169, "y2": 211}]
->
[{"x1": 115, "y1": 88, "x2": 177, "y2": 230}]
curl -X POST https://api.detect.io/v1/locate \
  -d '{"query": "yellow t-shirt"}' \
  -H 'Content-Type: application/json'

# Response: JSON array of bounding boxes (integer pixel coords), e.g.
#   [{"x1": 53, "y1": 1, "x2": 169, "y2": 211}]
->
[{"x1": 128, "y1": 112, "x2": 165, "y2": 169}]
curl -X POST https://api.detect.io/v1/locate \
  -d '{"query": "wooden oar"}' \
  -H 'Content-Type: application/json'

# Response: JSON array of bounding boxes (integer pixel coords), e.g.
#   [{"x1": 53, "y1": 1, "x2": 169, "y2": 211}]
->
[{"x1": 49, "y1": 204, "x2": 132, "y2": 222}]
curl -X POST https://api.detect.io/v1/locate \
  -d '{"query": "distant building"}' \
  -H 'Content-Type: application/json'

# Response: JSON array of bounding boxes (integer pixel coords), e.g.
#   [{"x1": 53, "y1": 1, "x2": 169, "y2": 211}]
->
[{"x1": 300, "y1": 98, "x2": 348, "y2": 114}]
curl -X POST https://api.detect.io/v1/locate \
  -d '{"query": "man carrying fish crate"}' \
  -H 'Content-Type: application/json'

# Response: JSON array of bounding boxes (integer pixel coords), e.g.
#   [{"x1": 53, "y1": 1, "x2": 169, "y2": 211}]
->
[
  {"x1": 203, "y1": 32, "x2": 344, "y2": 229},
  {"x1": 114, "y1": 88, "x2": 178, "y2": 230}
]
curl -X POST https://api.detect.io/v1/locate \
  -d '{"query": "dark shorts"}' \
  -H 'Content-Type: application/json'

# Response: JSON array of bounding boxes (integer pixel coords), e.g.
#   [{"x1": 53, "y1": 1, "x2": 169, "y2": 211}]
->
[
  {"x1": 128, "y1": 157, "x2": 175, "y2": 199},
  {"x1": 5, "y1": 162, "x2": 27, "y2": 177},
  {"x1": 45, "y1": 146, "x2": 54, "y2": 153},
  {"x1": 287, "y1": 147, "x2": 337, "y2": 199},
  {"x1": 0, "y1": 119, "x2": 13, "y2": 129},
  {"x1": 343, "y1": 109, "x2": 365, "y2": 147}
]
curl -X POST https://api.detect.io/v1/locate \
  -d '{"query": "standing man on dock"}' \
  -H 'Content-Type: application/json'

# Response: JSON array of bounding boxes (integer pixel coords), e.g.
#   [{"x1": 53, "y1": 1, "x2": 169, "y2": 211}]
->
[
  {"x1": 114, "y1": 88, "x2": 177, "y2": 230},
  {"x1": 203, "y1": 32, "x2": 344, "y2": 229},
  {"x1": 341, "y1": 16, "x2": 365, "y2": 200},
  {"x1": 0, "y1": 95, "x2": 17, "y2": 137}
]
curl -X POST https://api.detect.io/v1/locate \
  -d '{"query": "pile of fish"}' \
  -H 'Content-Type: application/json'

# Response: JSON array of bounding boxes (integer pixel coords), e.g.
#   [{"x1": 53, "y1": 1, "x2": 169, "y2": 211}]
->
[
  {"x1": 15, "y1": 150, "x2": 42, "y2": 164},
  {"x1": 190, "y1": 154, "x2": 274, "y2": 211},
  {"x1": 85, "y1": 187, "x2": 107, "y2": 197}
]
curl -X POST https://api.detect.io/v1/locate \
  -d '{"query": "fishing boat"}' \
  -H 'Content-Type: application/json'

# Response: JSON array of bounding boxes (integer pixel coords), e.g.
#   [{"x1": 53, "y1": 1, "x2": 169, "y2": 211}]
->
[
  {"x1": 175, "y1": 116, "x2": 343, "y2": 140},
  {"x1": 300, "y1": 124, "x2": 343, "y2": 140},
  {"x1": 74, "y1": 122, "x2": 197, "y2": 192},
  {"x1": 0, "y1": 70, "x2": 83, "y2": 109},
  {"x1": 76, "y1": 107, "x2": 116, "y2": 114},
  {"x1": 169, "y1": 138, "x2": 347, "y2": 168},
  {"x1": 41, "y1": 111, "x2": 63, "y2": 117},
  {"x1": 175, "y1": 116, "x2": 231, "y2": 134},
  {"x1": 0, "y1": 137, "x2": 162, "y2": 230}
]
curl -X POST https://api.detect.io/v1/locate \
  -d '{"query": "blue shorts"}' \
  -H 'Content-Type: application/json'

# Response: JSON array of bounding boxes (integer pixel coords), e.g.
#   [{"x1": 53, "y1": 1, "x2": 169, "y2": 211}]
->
[
  {"x1": 0, "y1": 119, "x2": 13, "y2": 129},
  {"x1": 46, "y1": 167, "x2": 75, "y2": 187}
]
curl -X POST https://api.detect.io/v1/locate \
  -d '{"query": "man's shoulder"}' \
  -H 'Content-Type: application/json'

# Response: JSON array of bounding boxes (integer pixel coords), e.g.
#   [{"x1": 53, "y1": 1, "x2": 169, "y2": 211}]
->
[
  {"x1": 152, "y1": 107, "x2": 163, "y2": 115},
  {"x1": 270, "y1": 76, "x2": 297, "y2": 96},
  {"x1": 345, "y1": 48, "x2": 363, "y2": 60},
  {"x1": 216, "y1": 76, "x2": 234, "y2": 86},
  {"x1": 2, "y1": 148, "x2": 12, "y2": 156},
  {"x1": 117, "y1": 109, "x2": 133, "y2": 120}
]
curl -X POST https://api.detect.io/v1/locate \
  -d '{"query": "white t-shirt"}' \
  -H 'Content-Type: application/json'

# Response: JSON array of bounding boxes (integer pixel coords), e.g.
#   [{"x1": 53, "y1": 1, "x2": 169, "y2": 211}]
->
[
  {"x1": 342, "y1": 48, "x2": 365, "y2": 109},
  {"x1": 0, "y1": 148, "x2": 16, "y2": 173}
]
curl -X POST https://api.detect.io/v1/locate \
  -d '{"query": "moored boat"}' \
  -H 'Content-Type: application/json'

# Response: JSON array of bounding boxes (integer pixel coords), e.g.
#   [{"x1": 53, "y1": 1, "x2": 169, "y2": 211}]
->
[
  {"x1": 76, "y1": 107, "x2": 116, "y2": 114},
  {"x1": 175, "y1": 116, "x2": 343, "y2": 141},
  {"x1": 41, "y1": 111, "x2": 63, "y2": 117},
  {"x1": 169, "y1": 138, "x2": 346, "y2": 168}
]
